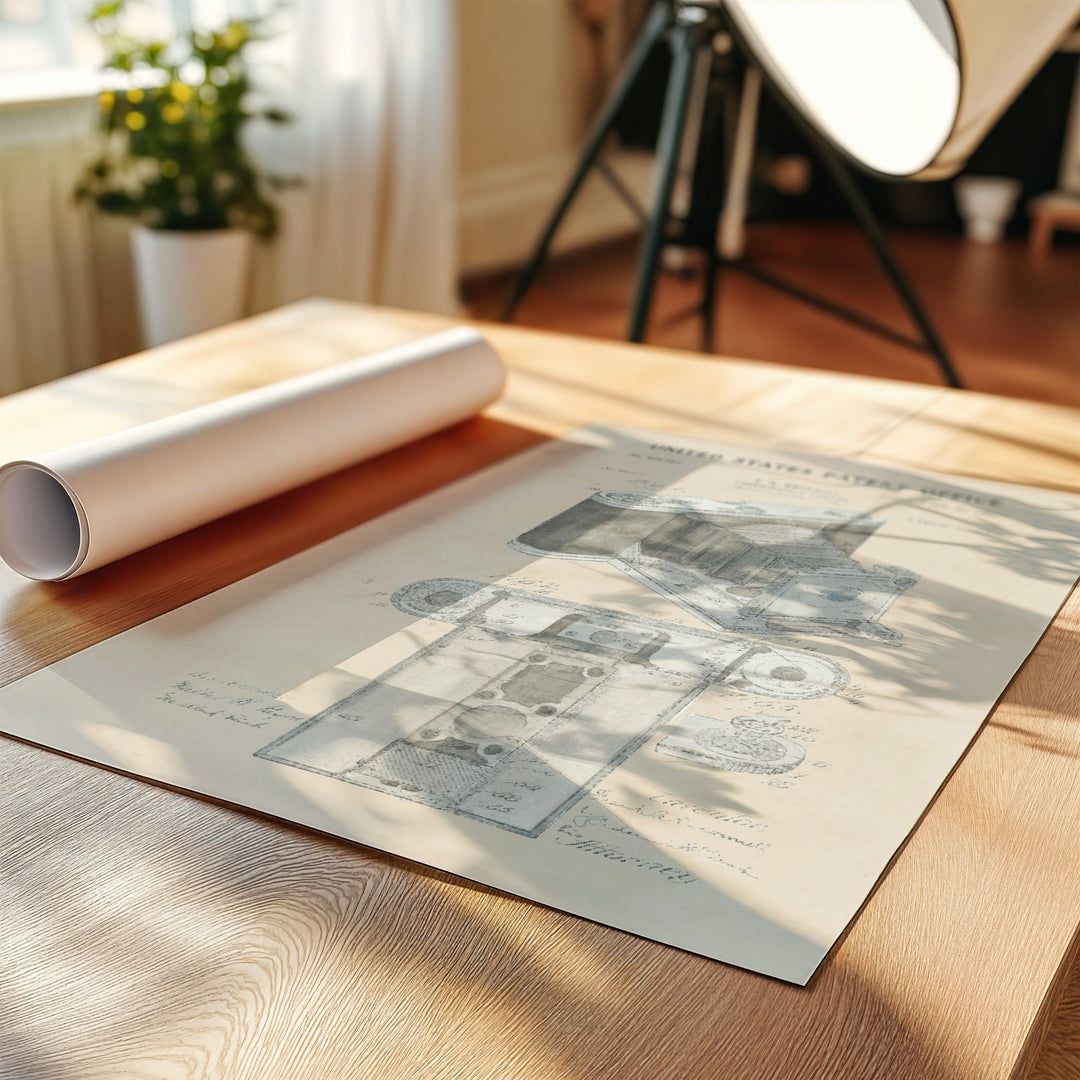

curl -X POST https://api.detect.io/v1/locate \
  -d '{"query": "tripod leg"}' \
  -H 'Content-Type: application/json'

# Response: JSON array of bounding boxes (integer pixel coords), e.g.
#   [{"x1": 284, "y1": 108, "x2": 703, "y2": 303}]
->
[
  {"x1": 701, "y1": 247, "x2": 719, "y2": 351},
  {"x1": 700, "y1": 60, "x2": 745, "y2": 353},
  {"x1": 502, "y1": 0, "x2": 671, "y2": 321},
  {"x1": 814, "y1": 142, "x2": 964, "y2": 389},
  {"x1": 717, "y1": 65, "x2": 761, "y2": 261},
  {"x1": 628, "y1": 16, "x2": 707, "y2": 343},
  {"x1": 662, "y1": 42, "x2": 713, "y2": 275},
  {"x1": 697, "y1": 62, "x2": 739, "y2": 353}
]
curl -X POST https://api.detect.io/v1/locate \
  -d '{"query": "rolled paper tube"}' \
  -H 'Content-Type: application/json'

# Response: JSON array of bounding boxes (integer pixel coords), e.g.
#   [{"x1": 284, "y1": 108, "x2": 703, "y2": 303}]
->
[{"x1": 0, "y1": 327, "x2": 505, "y2": 581}]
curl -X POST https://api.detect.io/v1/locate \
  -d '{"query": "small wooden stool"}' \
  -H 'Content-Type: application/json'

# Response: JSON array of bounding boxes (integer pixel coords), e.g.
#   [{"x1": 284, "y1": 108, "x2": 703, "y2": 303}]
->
[{"x1": 1028, "y1": 190, "x2": 1080, "y2": 254}]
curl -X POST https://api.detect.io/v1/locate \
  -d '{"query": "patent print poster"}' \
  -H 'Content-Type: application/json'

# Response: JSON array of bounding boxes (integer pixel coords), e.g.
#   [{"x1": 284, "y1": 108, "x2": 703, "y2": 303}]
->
[{"x1": 2, "y1": 426, "x2": 1079, "y2": 984}]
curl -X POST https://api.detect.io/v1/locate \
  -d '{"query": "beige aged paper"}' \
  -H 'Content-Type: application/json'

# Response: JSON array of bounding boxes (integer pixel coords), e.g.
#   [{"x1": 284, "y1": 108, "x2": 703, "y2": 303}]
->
[{"x1": 1, "y1": 426, "x2": 1078, "y2": 984}]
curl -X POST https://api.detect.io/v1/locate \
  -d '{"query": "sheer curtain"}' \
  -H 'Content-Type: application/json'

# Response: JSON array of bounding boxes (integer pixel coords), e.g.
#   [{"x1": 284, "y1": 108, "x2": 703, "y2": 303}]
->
[
  {"x1": 0, "y1": 102, "x2": 89, "y2": 395},
  {"x1": 251, "y1": 0, "x2": 460, "y2": 316},
  {"x1": 0, "y1": 0, "x2": 460, "y2": 396}
]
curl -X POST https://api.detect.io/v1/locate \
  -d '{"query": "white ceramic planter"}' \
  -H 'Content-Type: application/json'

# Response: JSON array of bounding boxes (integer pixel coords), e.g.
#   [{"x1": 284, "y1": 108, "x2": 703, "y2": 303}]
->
[{"x1": 131, "y1": 225, "x2": 254, "y2": 347}]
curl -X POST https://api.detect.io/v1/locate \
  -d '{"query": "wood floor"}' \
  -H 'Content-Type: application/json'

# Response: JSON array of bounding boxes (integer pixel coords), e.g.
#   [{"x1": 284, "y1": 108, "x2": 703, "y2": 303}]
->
[{"x1": 465, "y1": 222, "x2": 1080, "y2": 409}]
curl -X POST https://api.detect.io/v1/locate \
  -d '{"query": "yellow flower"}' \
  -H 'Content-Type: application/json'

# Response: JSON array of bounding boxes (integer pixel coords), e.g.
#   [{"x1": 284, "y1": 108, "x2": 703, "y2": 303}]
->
[
  {"x1": 125, "y1": 112, "x2": 146, "y2": 131},
  {"x1": 220, "y1": 24, "x2": 246, "y2": 50},
  {"x1": 161, "y1": 160, "x2": 180, "y2": 178},
  {"x1": 162, "y1": 102, "x2": 185, "y2": 124},
  {"x1": 99, "y1": 91, "x2": 115, "y2": 111},
  {"x1": 170, "y1": 82, "x2": 193, "y2": 103},
  {"x1": 126, "y1": 88, "x2": 144, "y2": 104}
]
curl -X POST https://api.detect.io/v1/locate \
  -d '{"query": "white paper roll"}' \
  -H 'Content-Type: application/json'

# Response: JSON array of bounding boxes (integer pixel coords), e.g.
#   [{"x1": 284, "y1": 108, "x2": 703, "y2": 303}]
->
[{"x1": 0, "y1": 327, "x2": 505, "y2": 581}]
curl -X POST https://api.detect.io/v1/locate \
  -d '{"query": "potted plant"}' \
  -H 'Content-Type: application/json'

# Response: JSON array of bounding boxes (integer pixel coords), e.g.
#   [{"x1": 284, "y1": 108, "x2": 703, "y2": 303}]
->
[{"x1": 75, "y1": 0, "x2": 289, "y2": 347}]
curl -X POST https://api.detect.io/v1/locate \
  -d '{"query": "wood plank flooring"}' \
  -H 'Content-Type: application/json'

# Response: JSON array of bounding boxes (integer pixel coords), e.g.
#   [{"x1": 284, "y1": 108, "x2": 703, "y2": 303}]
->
[{"x1": 466, "y1": 223, "x2": 1079, "y2": 408}]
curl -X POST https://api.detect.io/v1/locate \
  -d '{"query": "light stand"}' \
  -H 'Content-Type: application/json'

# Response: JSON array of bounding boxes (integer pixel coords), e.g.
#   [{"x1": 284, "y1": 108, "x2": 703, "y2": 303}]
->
[{"x1": 502, "y1": 0, "x2": 965, "y2": 389}]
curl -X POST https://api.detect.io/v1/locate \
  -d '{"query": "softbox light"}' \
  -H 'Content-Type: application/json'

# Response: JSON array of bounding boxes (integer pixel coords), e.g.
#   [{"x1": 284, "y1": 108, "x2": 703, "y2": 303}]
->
[{"x1": 724, "y1": 0, "x2": 1080, "y2": 179}]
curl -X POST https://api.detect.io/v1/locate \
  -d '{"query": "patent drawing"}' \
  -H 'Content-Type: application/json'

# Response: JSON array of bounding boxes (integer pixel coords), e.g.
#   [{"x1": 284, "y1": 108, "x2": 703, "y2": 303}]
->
[
  {"x1": 657, "y1": 713, "x2": 806, "y2": 775},
  {"x1": 257, "y1": 578, "x2": 848, "y2": 836},
  {"x1": 511, "y1": 492, "x2": 919, "y2": 643}
]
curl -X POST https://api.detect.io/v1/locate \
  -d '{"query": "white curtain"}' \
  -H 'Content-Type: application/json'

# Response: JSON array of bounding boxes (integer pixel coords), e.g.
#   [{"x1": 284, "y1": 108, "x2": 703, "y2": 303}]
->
[
  {"x1": 0, "y1": 99, "x2": 126, "y2": 397},
  {"x1": 0, "y1": 0, "x2": 460, "y2": 396},
  {"x1": 251, "y1": 0, "x2": 460, "y2": 316}
]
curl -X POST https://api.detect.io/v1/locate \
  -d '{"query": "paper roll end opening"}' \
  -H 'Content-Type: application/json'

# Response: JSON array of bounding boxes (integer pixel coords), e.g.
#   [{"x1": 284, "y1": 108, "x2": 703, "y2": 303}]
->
[{"x1": 0, "y1": 464, "x2": 84, "y2": 580}]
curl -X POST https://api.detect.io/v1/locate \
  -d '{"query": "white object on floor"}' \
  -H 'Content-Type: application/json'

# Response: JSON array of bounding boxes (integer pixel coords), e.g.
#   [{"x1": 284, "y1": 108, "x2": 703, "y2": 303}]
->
[{"x1": 954, "y1": 175, "x2": 1022, "y2": 243}]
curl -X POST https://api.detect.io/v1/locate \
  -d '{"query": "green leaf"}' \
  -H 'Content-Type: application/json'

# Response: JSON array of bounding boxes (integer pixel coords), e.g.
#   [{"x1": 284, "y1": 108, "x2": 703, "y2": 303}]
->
[{"x1": 76, "y1": 3, "x2": 296, "y2": 237}]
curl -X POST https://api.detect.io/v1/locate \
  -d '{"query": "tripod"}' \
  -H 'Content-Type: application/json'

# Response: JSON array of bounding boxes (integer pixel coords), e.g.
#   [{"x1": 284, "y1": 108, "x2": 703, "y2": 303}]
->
[{"x1": 502, "y1": 0, "x2": 964, "y2": 390}]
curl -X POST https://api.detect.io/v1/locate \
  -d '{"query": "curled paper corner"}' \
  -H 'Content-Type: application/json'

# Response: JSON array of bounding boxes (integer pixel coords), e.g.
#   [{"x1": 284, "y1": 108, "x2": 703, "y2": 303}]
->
[{"x1": 0, "y1": 461, "x2": 90, "y2": 581}]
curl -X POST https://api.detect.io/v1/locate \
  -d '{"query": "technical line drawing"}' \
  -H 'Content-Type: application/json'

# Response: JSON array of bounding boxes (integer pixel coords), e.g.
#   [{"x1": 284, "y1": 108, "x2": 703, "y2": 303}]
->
[
  {"x1": 256, "y1": 578, "x2": 848, "y2": 836},
  {"x1": 511, "y1": 492, "x2": 919, "y2": 644},
  {"x1": 657, "y1": 713, "x2": 806, "y2": 775}
]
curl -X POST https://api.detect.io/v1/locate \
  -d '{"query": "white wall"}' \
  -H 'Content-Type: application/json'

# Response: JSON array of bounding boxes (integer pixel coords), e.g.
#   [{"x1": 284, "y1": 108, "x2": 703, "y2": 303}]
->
[{"x1": 456, "y1": 0, "x2": 652, "y2": 276}]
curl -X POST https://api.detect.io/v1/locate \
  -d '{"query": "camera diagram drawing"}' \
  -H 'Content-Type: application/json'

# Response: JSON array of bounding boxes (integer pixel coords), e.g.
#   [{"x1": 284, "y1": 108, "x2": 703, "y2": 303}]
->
[
  {"x1": 256, "y1": 578, "x2": 848, "y2": 837},
  {"x1": 511, "y1": 492, "x2": 919, "y2": 644}
]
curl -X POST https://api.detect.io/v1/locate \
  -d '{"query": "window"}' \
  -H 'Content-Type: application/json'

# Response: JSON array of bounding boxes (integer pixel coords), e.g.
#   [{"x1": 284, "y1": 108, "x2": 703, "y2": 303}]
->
[
  {"x1": 0, "y1": 0, "x2": 84, "y2": 72},
  {"x1": 0, "y1": 1, "x2": 257, "y2": 103}
]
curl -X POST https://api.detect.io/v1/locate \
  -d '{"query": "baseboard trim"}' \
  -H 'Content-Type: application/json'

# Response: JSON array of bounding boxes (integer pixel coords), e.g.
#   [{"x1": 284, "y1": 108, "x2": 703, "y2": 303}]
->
[{"x1": 458, "y1": 148, "x2": 655, "y2": 276}]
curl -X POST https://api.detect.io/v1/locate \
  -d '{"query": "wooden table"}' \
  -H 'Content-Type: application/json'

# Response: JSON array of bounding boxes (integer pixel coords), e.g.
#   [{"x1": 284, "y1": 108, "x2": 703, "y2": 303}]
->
[{"x1": 1, "y1": 298, "x2": 1078, "y2": 1080}]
